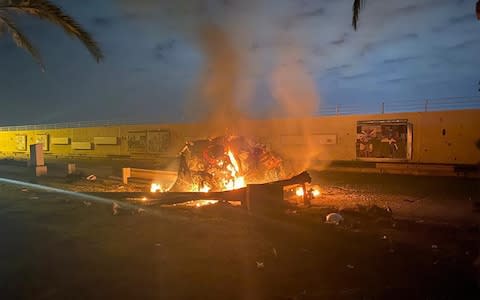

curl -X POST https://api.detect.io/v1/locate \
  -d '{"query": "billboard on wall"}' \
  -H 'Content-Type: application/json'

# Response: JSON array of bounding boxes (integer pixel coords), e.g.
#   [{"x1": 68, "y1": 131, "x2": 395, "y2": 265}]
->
[
  {"x1": 15, "y1": 135, "x2": 27, "y2": 151},
  {"x1": 127, "y1": 131, "x2": 147, "y2": 152},
  {"x1": 35, "y1": 134, "x2": 49, "y2": 151},
  {"x1": 356, "y1": 119, "x2": 412, "y2": 161},
  {"x1": 128, "y1": 130, "x2": 170, "y2": 153},
  {"x1": 147, "y1": 130, "x2": 170, "y2": 153}
]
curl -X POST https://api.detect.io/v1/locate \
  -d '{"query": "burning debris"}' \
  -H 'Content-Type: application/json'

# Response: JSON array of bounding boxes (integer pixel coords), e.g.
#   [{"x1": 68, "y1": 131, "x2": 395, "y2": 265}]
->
[{"x1": 171, "y1": 136, "x2": 292, "y2": 192}]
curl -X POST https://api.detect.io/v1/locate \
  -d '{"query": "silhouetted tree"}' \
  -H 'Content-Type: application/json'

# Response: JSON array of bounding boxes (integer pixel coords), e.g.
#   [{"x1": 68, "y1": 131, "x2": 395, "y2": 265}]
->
[{"x1": 0, "y1": 0, "x2": 103, "y2": 70}]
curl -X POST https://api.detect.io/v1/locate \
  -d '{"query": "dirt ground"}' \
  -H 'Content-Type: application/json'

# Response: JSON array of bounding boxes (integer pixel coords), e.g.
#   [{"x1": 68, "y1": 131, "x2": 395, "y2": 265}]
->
[{"x1": 0, "y1": 162, "x2": 479, "y2": 299}]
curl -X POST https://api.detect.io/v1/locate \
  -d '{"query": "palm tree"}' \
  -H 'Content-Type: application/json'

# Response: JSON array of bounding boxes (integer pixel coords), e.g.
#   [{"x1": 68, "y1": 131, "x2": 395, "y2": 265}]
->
[
  {"x1": 0, "y1": 0, "x2": 103, "y2": 70},
  {"x1": 352, "y1": 0, "x2": 365, "y2": 31},
  {"x1": 352, "y1": 0, "x2": 480, "y2": 30}
]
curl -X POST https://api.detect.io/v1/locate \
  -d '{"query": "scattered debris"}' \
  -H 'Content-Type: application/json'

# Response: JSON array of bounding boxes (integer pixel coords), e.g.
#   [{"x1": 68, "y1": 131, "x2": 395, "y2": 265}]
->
[
  {"x1": 86, "y1": 174, "x2": 97, "y2": 181},
  {"x1": 381, "y1": 235, "x2": 388, "y2": 240},
  {"x1": 155, "y1": 243, "x2": 162, "y2": 247},
  {"x1": 346, "y1": 264, "x2": 355, "y2": 269},
  {"x1": 29, "y1": 196, "x2": 39, "y2": 200},
  {"x1": 112, "y1": 202, "x2": 120, "y2": 215},
  {"x1": 256, "y1": 261, "x2": 264, "y2": 269},
  {"x1": 21, "y1": 188, "x2": 28, "y2": 192},
  {"x1": 273, "y1": 248, "x2": 278, "y2": 258},
  {"x1": 431, "y1": 244, "x2": 438, "y2": 250},
  {"x1": 325, "y1": 213, "x2": 344, "y2": 225},
  {"x1": 137, "y1": 208, "x2": 146, "y2": 213},
  {"x1": 385, "y1": 205, "x2": 393, "y2": 214},
  {"x1": 83, "y1": 201, "x2": 92, "y2": 207}
]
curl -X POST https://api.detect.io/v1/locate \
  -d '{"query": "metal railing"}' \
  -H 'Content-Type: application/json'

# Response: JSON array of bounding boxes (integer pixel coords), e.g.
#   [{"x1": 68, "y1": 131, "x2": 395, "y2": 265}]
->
[
  {"x1": 318, "y1": 96, "x2": 480, "y2": 116},
  {"x1": 0, "y1": 119, "x2": 140, "y2": 132},
  {"x1": 1, "y1": 96, "x2": 479, "y2": 131}
]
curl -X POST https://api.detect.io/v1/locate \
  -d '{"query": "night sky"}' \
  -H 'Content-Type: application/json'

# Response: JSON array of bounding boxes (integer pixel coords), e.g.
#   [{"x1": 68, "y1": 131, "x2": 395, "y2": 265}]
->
[{"x1": 0, "y1": 0, "x2": 479, "y2": 125}]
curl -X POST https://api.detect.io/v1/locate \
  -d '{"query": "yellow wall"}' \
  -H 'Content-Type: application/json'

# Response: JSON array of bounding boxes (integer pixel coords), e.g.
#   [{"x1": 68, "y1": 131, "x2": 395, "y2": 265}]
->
[{"x1": 1, "y1": 109, "x2": 479, "y2": 165}]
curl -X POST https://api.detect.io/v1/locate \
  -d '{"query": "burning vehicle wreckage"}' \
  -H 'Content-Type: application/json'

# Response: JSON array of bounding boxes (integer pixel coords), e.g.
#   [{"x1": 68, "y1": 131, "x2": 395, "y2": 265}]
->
[
  {"x1": 146, "y1": 136, "x2": 322, "y2": 209},
  {"x1": 172, "y1": 136, "x2": 289, "y2": 192}
]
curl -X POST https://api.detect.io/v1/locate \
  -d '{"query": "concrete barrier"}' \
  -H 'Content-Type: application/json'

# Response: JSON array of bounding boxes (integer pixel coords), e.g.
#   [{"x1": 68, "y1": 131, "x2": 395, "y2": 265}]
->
[{"x1": 122, "y1": 167, "x2": 178, "y2": 186}]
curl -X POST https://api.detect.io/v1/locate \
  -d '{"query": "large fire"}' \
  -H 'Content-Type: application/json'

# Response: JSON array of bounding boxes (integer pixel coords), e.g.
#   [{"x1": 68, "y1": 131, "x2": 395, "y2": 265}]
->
[{"x1": 172, "y1": 136, "x2": 290, "y2": 193}]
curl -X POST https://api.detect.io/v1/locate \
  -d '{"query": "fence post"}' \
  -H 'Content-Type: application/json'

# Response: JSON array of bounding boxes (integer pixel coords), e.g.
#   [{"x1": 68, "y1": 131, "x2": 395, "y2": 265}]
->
[
  {"x1": 381, "y1": 102, "x2": 385, "y2": 114},
  {"x1": 122, "y1": 168, "x2": 131, "y2": 184},
  {"x1": 335, "y1": 104, "x2": 339, "y2": 116},
  {"x1": 424, "y1": 99, "x2": 429, "y2": 112}
]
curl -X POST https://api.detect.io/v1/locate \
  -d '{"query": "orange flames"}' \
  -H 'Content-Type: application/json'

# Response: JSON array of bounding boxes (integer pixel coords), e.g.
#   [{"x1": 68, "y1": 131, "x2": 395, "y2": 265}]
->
[
  {"x1": 224, "y1": 149, "x2": 246, "y2": 190},
  {"x1": 152, "y1": 148, "x2": 247, "y2": 195},
  {"x1": 150, "y1": 183, "x2": 164, "y2": 193},
  {"x1": 192, "y1": 148, "x2": 246, "y2": 192}
]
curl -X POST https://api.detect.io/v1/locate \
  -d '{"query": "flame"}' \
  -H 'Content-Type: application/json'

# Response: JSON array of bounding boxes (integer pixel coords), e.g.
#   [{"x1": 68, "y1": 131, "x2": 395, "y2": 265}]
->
[
  {"x1": 295, "y1": 187, "x2": 304, "y2": 197},
  {"x1": 223, "y1": 149, "x2": 246, "y2": 191},
  {"x1": 150, "y1": 183, "x2": 163, "y2": 193},
  {"x1": 312, "y1": 189, "x2": 321, "y2": 197},
  {"x1": 199, "y1": 184, "x2": 211, "y2": 193},
  {"x1": 227, "y1": 149, "x2": 240, "y2": 173},
  {"x1": 195, "y1": 200, "x2": 218, "y2": 207},
  {"x1": 190, "y1": 149, "x2": 246, "y2": 192}
]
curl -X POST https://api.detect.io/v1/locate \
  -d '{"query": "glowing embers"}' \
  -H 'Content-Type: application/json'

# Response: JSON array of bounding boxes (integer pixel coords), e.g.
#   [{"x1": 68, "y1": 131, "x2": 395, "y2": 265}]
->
[
  {"x1": 286, "y1": 184, "x2": 321, "y2": 205},
  {"x1": 195, "y1": 200, "x2": 218, "y2": 207},
  {"x1": 150, "y1": 183, "x2": 165, "y2": 193}
]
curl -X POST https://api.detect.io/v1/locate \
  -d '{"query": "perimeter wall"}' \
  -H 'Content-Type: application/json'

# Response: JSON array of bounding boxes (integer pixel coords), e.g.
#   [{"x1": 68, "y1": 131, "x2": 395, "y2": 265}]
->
[{"x1": 0, "y1": 109, "x2": 479, "y2": 165}]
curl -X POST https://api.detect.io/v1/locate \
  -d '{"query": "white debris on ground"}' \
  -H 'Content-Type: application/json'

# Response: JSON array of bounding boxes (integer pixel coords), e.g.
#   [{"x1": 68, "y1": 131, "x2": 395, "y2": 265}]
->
[
  {"x1": 86, "y1": 175, "x2": 97, "y2": 181},
  {"x1": 112, "y1": 202, "x2": 120, "y2": 215},
  {"x1": 256, "y1": 261, "x2": 264, "y2": 269},
  {"x1": 325, "y1": 212, "x2": 344, "y2": 225},
  {"x1": 272, "y1": 247, "x2": 278, "y2": 258}
]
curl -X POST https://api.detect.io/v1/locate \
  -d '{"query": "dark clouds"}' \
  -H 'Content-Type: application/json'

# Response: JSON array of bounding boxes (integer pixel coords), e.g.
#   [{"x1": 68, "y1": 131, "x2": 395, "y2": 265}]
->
[{"x1": 0, "y1": 0, "x2": 479, "y2": 125}]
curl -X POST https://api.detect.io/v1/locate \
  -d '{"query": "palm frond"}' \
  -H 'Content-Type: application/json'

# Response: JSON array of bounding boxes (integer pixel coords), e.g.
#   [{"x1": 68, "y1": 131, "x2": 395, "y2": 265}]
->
[
  {"x1": 352, "y1": 0, "x2": 366, "y2": 31},
  {"x1": 3, "y1": 0, "x2": 103, "y2": 62},
  {"x1": 0, "y1": 13, "x2": 45, "y2": 70}
]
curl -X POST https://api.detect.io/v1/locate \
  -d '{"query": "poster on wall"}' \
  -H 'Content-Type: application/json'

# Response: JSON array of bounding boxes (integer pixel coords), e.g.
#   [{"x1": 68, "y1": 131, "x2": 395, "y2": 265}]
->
[
  {"x1": 356, "y1": 119, "x2": 412, "y2": 161},
  {"x1": 127, "y1": 131, "x2": 147, "y2": 152},
  {"x1": 147, "y1": 130, "x2": 170, "y2": 153},
  {"x1": 15, "y1": 135, "x2": 27, "y2": 151},
  {"x1": 35, "y1": 134, "x2": 49, "y2": 151}
]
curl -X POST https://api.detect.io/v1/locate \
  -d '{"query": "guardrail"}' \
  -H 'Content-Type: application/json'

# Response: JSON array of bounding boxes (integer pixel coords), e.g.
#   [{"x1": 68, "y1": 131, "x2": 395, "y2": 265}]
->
[
  {"x1": 1, "y1": 96, "x2": 479, "y2": 131},
  {"x1": 318, "y1": 96, "x2": 480, "y2": 116},
  {"x1": 122, "y1": 167, "x2": 178, "y2": 185}
]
